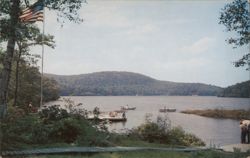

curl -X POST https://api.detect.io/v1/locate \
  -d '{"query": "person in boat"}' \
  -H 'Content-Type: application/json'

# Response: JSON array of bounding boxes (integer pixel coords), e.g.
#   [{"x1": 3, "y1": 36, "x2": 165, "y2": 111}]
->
[
  {"x1": 109, "y1": 111, "x2": 118, "y2": 117},
  {"x1": 122, "y1": 111, "x2": 126, "y2": 118},
  {"x1": 126, "y1": 104, "x2": 129, "y2": 109},
  {"x1": 109, "y1": 112, "x2": 114, "y2": 117}
]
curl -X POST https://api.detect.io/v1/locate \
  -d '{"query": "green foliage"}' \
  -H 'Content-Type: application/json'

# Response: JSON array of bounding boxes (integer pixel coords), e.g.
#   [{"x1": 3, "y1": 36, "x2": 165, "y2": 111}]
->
[
  {"x1": 45, "y1": 0, "x2": 86, "y2": 24},
  {"x1": 1, "y1": 111, "x2": 41, "y2": 149},
  {"x1": 0, "y1": 0, "x2": 86, "y2": 119},
  {"x1": 1, "y1": 1, "x2": 59, "y2": 108},
  {"x1": 130, "y1": 115, "x2": 205, "y2": 147},
  {"x1": 39, "y1": 105, "x2": 69, "y2": 123},
  {"x1": 8, "y1": 62, "x2": 60, "y2": 107},
  {"x1": 20, "y1": 150, "x2": 250, "y2": 158},
  {"x1": 219, "y1": 0, "x2": 250, "y2": 68},
  {"x1": 62, "y1": 98, "x2": 88, "y2": 117},
  {"x1": 48, "y1": 117, "x2": 83, "y2": 143},
  {"x1": 43, "y1": 77, "x2": 60, "y2": 102},
  {"x1": 191, "y1": 150, "x2": 249, "y2": 158},
  {"x1": 168, "y1": 126, "x2": 205, "y2": 146},
  {"x1": 0, "y1": 0, "x2": 86, "y2": 41},
  {"x1": 135, "y1": 122, "x2": 166, "y2": 143},
  {"x1": 9, "y1": 64, "x2": 40, "y2": 106},
  {"x1": 46, "y1": 71, "x2": 222, "y2": 96},
  {"x1": 218, "y1": 80, "x2": 250, "y2": 98},
  {"x1": 219, "y1": 0, "x2": 250, "y2": 47},
  {"x1": 2, "y1": 101, "x2": 110, "y2": 150},
  {"x1": 38, "y1": 103, "x2": 105, "y2": 144},
  {"x1": 76, "y1": 123, "x2": 109, "y2": 146}
]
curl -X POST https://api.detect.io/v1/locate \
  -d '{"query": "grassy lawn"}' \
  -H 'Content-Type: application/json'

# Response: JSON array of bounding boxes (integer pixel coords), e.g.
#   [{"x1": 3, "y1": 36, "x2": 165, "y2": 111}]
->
[{"x1": 24, "y1": 150, "x2": 249, "y2": 158}]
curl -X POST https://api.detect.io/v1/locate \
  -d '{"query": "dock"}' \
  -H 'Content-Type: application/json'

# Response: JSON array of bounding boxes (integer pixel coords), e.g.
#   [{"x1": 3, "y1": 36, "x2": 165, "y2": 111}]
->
[{"x1": 87, "y1": 112, "x2": 127, "y2": 122}]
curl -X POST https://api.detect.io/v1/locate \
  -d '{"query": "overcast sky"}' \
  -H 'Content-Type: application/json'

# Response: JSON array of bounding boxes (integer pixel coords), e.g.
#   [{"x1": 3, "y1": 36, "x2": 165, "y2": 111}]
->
[{"x1": 35, "y1": 0, "x2": 249, "y2": 87}]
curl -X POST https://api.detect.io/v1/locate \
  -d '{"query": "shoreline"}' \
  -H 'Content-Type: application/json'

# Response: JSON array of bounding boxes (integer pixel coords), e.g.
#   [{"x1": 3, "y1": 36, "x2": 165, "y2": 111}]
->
[{"x1": 181, "y1": 109, "x2": 250, "y2": 120}]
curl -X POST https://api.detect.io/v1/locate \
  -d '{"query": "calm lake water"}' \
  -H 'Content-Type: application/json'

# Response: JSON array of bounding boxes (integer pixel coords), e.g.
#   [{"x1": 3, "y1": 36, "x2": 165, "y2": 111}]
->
[{"x1": 46, "y1": 96, "x2": 250, "y2": 146}]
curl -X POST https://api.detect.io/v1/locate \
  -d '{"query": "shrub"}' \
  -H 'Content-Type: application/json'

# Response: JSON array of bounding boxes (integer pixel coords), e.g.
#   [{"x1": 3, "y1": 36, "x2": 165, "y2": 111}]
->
[
  {"x1": 39, "y1": 105, "x2": 69, "y2": 123},
  {"x1": 130, "y1": 114, "x2": 205, "y2": 147},
  {"x1": 168, "y1": 126, "x2": 205, "y2": 146},
  {"x1": 1, "y1": 104, "x2": 109, "y2": 149},
  {"x1": 47, "y1": 117, "x2": 82, "y2": 143},
  {"x1": 76, "y1": 124, "x2": 109, "y2": 146},
  {"x1": 31, "y1": 121, "x2": 51, "y2": 144},
  {"x1": 62, "y1": 98, "x2": 88, "y2": 118},
  {"x1": 134, "y1": 122, "x2": 168, "y2": 143},
  {"x1": 1, "y1": 112, "x2": 40, "y2": 149},
  {"x1": 130, "y1": 114, "x2": 170, "y2": 144}
]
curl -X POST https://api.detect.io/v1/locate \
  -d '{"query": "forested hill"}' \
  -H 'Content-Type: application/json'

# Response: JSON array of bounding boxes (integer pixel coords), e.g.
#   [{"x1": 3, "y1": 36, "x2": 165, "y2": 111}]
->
[
  {"x1": 45, "y1": 71, "x2": 222, "y2": 96},
  {"x1": 218, "y1": 80, "x2": 250, "y2": 98}
]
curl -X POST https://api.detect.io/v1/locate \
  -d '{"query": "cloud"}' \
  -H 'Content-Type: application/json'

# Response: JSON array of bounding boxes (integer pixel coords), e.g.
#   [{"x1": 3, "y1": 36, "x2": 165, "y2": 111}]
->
[
  {"x1": 180, "y1": 37, "x2": 215, "y2": 54},
  {"x1": 80, "y1": 1, "x2": 131, "y2": 28},
  {"x1": 125, "y1": 24, "x2": 158, "y2": 36}
]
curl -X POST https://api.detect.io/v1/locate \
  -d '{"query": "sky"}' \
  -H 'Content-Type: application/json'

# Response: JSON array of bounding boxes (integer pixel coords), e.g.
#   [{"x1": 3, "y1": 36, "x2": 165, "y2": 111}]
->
[{"x1": 34, "y1": 0, "x2": 249, "y2": 87}]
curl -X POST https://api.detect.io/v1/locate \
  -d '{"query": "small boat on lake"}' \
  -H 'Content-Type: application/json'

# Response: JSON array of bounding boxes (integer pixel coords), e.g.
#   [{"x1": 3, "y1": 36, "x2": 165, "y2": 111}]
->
[
  {"x1": 159, "y1": 108, "x2": 176, "y2": 112},
  {"x1": 121, "y1": 105, "x2": 136, "y2": 110}
]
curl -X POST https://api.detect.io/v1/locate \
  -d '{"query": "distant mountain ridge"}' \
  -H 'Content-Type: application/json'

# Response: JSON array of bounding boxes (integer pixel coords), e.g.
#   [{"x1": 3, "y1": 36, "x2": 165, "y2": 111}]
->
[
  {"x1": 218, "y1": 80, "x2": 250, "y2": 98},
  {"x1": 45, "y1": 71, "x2": 223, "y2": 96}
]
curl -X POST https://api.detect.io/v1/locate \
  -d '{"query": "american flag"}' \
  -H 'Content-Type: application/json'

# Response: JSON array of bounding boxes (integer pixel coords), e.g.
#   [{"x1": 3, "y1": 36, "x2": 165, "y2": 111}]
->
[{"x1": 19, "y1": 1, "x2": 44, "y2": 23}]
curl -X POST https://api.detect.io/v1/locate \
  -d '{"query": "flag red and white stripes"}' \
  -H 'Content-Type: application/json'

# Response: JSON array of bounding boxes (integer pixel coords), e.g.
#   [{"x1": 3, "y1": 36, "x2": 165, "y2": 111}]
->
[{"x1": 19, "y1": 1, "x2": 43, "y2": 23}]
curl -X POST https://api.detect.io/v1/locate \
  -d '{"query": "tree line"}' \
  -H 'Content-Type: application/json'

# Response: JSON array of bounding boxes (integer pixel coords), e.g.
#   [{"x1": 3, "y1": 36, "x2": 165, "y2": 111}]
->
[
  {"x1": 46, "y1": 72, "x2": 223, "y2": 96},
  {"x1": 218, "y1": 80, "x2": 250, "y2": 98}
]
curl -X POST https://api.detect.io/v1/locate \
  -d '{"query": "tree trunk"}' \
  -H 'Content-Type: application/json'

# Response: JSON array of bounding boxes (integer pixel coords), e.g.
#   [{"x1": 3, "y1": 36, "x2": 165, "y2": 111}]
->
[
  {"x1": 0, "y1": 0, "x2": 20, "y2": 119},
  {"x1": 14, "y1": 46, "x2": 22, "y2": 107}
]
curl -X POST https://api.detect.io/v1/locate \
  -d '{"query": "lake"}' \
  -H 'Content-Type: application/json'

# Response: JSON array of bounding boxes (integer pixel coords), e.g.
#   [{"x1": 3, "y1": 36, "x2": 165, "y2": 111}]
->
[{"x1": 46, "y1": 96, "x2": 250, "y2": 146}]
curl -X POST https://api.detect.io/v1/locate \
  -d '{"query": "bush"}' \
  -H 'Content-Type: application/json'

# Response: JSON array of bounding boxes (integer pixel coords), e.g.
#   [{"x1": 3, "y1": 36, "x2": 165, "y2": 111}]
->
[
  {"x1": 1, "y1": 112, "x2": 40, "y2": 149},
  {"x1": 130, "y1": 114, "x2": 205, "y2": 147},
  {"x1": 39, "y1": 105, "x2": 69, "y2": 123},
  {"x1": 48, "y1": 117, "x2": 84, "y2": 143},
  {"x1": 1, "y1": 104, "x2": 109, "y2": 150},
  {"x1": 31, "y1": 121, "x2": 51, "y2": 144},
  {"x1": 134, "y1": 122, "x2": 168, "y2": 143},
  {"x1": 76, "y1": 124, "x2": 109, "y2": 146},
  {"x1": 130, "y1": 114, "x2": 170, "y2": 144},
  {"x1": 168, "y1": 126, "x2": 205, "y2": 146}
]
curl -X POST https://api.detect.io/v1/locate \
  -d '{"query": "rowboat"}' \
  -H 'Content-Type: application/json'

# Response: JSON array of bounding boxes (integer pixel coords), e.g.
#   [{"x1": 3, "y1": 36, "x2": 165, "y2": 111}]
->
[
  {"x1": 159, "y1": 108, "x2": 176, "y2": 112},
  {"x1": 121, "y1": 106, "x2": 136, "y2": 110},
  {"x1": 87, "y1": 116, "x2": 127, "y2": 122}
]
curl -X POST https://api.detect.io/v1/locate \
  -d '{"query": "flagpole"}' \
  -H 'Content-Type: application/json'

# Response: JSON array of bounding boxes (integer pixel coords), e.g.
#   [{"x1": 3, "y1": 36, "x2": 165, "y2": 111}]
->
[
  {"x1": 248, "y1": 0, "x2": 250, "y2": 98},
  {"x1": 40, "y1": 0, "x2": 45, "y2": 107}
]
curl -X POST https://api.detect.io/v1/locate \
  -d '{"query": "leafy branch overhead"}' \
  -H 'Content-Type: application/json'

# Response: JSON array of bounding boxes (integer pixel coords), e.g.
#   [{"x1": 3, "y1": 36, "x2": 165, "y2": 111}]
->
[
  {"x1": 219, "y1": 0, "x2": 250, "y2": 69},
  {"x1": 45, "y1": 0, "x2": 86, "y2": 24}
]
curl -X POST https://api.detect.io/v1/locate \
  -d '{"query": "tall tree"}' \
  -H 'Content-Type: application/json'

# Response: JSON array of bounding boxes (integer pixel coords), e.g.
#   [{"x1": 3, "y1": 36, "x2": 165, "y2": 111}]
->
[
  {"x1": 12, "y1": 28, "x2": 55, "y2": 106},
  {"x1": 0, "y1": 0, "x2": 20, "y2": 118},
  {"x1": 219, "y1": 0, "x2": 250, "y2": 69},
  {"x1": 0, "y1": 0, "x2": 86, "y2": 118},
  {"x1": 9, "y1": 61, "x2": 60, "y2": 107}
]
